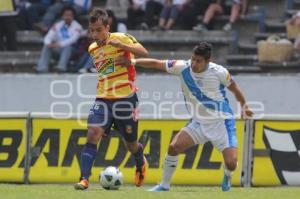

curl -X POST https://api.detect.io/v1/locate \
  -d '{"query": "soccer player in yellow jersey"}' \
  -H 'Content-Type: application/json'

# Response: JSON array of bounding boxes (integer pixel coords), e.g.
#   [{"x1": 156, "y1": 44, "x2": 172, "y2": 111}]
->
[{"x1": 74, "y1": 8, "x2": 149, "y2": 190}]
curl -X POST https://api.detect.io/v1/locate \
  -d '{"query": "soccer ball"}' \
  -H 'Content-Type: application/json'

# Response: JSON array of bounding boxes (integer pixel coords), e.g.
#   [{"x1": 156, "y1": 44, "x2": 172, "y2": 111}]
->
[{"x1": 99, "y1": 166, "x2": 123, "y2": 190}]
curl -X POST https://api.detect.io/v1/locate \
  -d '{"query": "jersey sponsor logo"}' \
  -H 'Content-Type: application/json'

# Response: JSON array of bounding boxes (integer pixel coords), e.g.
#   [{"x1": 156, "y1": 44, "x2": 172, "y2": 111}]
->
[
  {"x1": 98, "y1": 58, "x2": 115, "y2": 75},
  {"x1": 167, "y1": 60, "x2": 177, "y2": 68},
  {"x1": 95, "y1": 59, "x2": 105, "y2": 68},
  {"x1": 263, "y1": 127, "x2": 300, "y2": 185}
]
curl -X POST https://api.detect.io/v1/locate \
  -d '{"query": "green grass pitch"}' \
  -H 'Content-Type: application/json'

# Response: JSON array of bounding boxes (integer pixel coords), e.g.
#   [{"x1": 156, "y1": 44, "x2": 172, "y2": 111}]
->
[{"x1": 1, "y1": 184, "x2": 300, "y2": 199}]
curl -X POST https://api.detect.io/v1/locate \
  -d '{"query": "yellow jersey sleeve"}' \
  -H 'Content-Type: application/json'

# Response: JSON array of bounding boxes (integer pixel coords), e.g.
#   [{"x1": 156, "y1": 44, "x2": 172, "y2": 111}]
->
[{"x1": 114, "y1": 33, "x2": 138, "y2": 45}]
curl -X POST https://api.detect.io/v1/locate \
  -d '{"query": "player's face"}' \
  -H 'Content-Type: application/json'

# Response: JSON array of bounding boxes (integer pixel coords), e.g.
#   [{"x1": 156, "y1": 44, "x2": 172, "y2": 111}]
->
[
  {"x1": 191, "y1": 53, "x2": 210, "y2": 73},
  {"x1": 89, "y1": 19, "x2": 110, "y2": 45}
]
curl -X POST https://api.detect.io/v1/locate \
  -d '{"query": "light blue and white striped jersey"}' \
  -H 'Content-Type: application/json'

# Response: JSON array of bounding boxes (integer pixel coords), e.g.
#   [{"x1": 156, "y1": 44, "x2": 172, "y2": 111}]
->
[{"x1": 165, "y1": 60, "x2": 234, "y2": 123}]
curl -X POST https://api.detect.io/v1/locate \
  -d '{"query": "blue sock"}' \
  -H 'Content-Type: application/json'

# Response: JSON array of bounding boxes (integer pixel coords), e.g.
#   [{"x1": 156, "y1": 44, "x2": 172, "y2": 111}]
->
[
  {"x1": 133, "y1": 143, "x2": 144, "y2": 170},
  {"x1": 80, "y1": 143, "x2": 97, "y2": 180}
]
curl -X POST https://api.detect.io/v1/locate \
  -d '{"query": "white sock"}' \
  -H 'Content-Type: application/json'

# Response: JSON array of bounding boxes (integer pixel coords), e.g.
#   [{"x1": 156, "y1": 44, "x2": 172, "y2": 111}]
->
[{"x1": 160, "y1": 154, "x2": 179, "y2": 189}]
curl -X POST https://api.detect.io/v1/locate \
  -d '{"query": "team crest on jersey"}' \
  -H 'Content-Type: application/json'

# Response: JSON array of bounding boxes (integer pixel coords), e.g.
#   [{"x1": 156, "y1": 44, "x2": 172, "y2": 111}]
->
[
  {"x1": 125, "y1": 125, "x2": 133, "y2": 134},
  {"x1": 167, "y1": 60, "x2": 177, "y2": 68}
]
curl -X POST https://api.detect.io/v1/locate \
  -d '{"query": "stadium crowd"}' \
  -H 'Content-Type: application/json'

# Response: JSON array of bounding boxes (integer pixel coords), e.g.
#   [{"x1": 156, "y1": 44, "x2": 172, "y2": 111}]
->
[{"x1": 2, "y1": 0, "x2": 300, "y2": 73}]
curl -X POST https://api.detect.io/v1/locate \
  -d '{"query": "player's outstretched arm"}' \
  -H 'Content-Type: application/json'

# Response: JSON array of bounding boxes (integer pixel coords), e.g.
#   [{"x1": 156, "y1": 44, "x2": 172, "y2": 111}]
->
[
  {"x1": 117, "y1": 56, "x2": 167, "y2": 71},
  {"x1": 228, "y1": 81, "x2": 254, "y2": 119},
  {"x1": 133, "y1": 58, "x2": 167, "y2": 71}
]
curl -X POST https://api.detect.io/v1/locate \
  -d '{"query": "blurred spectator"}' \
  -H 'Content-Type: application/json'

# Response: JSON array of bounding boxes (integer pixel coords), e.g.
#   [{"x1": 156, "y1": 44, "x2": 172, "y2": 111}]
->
[
  {"x1": 16, "y1": 0, "x2": 54, "y2": 30},
  {"x1": 158, "y1": 0, "x2": 186, "y2": 30},
  {"x1": 290, "y1": 11, "x2": 300, "y2": 27},
  {"x1": 140, "y1": 0, "x2": 163, "y2": 30},
  {"x1": 106, "y1": 0, "x2": 129, "y2": 12},
  {"x1": 77, "y1": 9, "x2": 128, "y2": 73},
  {"x1": 177, "y1": 0, "x2": 211, "y2": 30},
  {"x1": 35, "y1": 6, "x2": 82, "y2": 73},
  {"x1": 294, "y1": 35, "x2": 300, "y2": 54},
  {"x1": 291, "y1": 12, "x2": 300, "y2": 55},
  {"x1": 240, "y1": 0, "x2": 248, "y2": 18},
  {"x1": 127, "y1": 0, "x2": 147, "y2": 29},
  {"x1": 15, "y1": 0, "x2": 31, "y2": 29},
  {"x1": 0, "y1": 0, "x2": 18, "y2": 51},
  {"x1": 106, "y1": 0, "x2": 130, "y2": 9},
  {"x1": 34, "y1": 0, "x2": 91, "y2": 33},
  {"x1": 193, "y1": 0, "x2": 248, "y2": 32},
  {"x1": 107, "y1": 9, "x2": 127, "y2": 33},
  {"x1": 74, "y1": 32, "x2": 94, "y2": 73},
  {"x1": 127, "y1": 0, "x2": 164, "y2": 30}
]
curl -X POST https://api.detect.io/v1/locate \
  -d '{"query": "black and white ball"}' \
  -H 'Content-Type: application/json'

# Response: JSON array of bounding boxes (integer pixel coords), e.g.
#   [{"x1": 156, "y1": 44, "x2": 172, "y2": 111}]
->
[{"x1": 99, "y1": 166, "x2": 123, "y2": 190}]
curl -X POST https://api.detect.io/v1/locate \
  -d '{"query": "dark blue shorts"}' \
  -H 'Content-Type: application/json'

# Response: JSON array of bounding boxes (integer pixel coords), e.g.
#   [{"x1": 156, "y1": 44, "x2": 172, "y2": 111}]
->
[{"x1": 88, "y1": 93, "x2": 139, "y2": 142}]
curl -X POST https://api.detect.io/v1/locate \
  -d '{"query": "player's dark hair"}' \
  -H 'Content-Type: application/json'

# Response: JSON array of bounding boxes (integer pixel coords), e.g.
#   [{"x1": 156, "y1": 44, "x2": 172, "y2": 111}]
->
[
  {"x1": 89, "y1": 8, "x2": 109, "y2": 26},
  {"x1": 61, "y1": 6, "x2": 76, "y2": 16},
  {"x1": 193, "y1": 42, "x2": 212, "y2": 60}
]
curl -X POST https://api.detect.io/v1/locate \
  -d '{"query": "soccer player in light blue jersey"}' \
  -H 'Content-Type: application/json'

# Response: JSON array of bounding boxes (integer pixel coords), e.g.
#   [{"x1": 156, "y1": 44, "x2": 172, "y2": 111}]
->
[{"x1": 118, "y1": 41, "x2": 253, "y2": 192}]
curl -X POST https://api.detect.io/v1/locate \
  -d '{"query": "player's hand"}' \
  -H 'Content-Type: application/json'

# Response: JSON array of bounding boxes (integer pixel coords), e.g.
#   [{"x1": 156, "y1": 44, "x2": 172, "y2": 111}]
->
[
  {"x1": 107, "y1": 39, "x2": 123, "y2": 48},
  {"x1": 115, "y1": 56, "x2": 131, "y2": 67},
  {"x1": 241, "y1": 105, "x2": 254, "y2": 119}
]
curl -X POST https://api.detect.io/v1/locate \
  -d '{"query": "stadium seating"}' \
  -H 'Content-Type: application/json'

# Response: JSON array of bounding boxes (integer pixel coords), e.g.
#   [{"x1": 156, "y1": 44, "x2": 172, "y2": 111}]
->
[
  {"x1": 3, "y1": 30, "x2": 234, "y2": 73},
  {"x1": 0, "y1": 0, "x2": 299, "y2": 73},
  {"x1": 227, "y1": 0, "x2": 300, "y2": 71}
]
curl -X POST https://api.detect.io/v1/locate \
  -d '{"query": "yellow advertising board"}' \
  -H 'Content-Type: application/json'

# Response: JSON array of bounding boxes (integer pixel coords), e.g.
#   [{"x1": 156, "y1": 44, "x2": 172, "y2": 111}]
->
[
  {"x1": 0, "y1": 119, "x2": 27, "y2": 182},
  {"x1": 29, "y1": 119, "x2": 86, "y2": 183},
  {"x1": 29, "y1": 119, "x2": 244, "y2": 185},
  {"x1": 0, "y1": 0, "x2": 15, "y2": 12},
  {"x1": 252, "y1": 120, "x2": 300, "y2": 186}
]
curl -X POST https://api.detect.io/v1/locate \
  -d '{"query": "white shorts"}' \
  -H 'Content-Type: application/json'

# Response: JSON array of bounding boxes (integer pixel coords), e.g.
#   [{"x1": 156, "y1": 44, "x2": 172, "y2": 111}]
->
[{"x1": 182, "y1": 119, "x2": 237, "y2": 152}]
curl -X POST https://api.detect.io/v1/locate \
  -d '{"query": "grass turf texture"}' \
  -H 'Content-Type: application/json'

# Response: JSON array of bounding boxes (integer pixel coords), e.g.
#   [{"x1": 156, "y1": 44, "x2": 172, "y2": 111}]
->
[{"x1": 1, "y1": 184, "x2": 300, "y2": 199}]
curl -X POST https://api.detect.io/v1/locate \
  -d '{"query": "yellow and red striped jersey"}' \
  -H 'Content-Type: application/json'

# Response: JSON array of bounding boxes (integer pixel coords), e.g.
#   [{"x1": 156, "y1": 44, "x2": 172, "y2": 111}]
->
[{"x1": 88, "y1": 32, "x2": 139, "y2": 99}]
